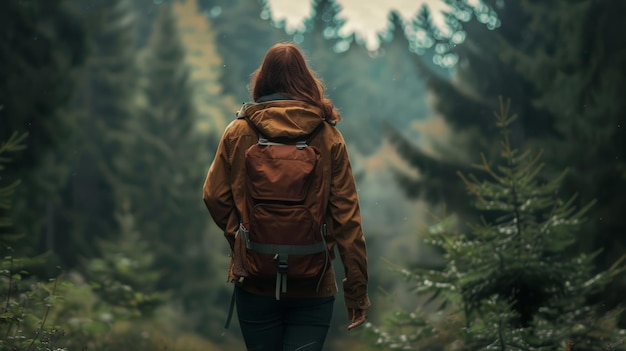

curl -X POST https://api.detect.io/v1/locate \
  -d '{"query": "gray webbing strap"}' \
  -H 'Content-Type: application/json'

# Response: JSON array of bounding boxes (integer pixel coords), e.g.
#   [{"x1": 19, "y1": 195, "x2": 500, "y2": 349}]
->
[
  {"x1": 275, "y1": 253, "x2": 289, "y2": 300},
  {"x1": 240, "y1": 228, "x2": 326, "y2": 255},
  {"x1": 246, "y1": 240, "x2": 326, "y2": 255},
  {"x1": 222, "y1": 286, "x2": 236, "y2": 336},
  {"x1": 275, "y1": 273, "x2": 281, "y2": 300},
  {"x1": 258, "y1": 137, "x2": 287, "y2": 146}
]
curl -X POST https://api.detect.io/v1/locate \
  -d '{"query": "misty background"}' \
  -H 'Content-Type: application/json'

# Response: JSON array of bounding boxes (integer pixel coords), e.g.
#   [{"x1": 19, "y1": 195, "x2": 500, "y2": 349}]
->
[{"x1": 1, "y1": 0, "x2": 624, "y2": 350}]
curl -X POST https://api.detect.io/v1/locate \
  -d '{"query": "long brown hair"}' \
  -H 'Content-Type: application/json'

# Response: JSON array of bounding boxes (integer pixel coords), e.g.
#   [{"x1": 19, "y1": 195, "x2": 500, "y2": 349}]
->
[{"x1": 250, "y1": 42, "x2": 341, "y2": 122}]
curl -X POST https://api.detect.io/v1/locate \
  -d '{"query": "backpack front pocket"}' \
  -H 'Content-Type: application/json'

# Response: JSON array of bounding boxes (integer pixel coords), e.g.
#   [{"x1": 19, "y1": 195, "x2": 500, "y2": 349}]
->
[
  {"x1": 245, "y1": 145, "x2": 319, "y2": 202},
  {"x1": 245, "y1": 204, "x2": 326, "y2": 279}
]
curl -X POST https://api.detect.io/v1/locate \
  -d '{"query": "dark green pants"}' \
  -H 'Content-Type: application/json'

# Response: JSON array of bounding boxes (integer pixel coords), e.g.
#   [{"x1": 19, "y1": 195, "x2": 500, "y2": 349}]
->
[{"x1": 235, "y1": 286, "x2": 335, "y2": 351}]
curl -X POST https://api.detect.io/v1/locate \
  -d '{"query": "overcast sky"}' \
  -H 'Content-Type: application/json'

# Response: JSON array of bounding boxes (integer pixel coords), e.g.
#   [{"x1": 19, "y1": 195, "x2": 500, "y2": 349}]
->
[{"x1": 265, "y1": 0, "x2": 477, "y2": 50}]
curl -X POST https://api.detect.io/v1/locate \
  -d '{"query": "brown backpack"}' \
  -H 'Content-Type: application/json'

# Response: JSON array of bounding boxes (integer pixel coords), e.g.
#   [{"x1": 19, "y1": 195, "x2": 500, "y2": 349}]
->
[{"x1": 234, "y1": 117, "x2": 330, "y2": 300}]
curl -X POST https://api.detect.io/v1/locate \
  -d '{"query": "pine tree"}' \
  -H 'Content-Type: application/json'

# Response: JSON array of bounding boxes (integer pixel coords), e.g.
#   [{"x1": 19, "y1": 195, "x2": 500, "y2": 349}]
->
[
  {"x1": 365, "y1": 99, "x2": 626, "y2": 350},
  {"x1": 297, "y1": 0, "x2": 375, "y2": 153},
  {"x1": 131, "y1": 0, "x2": 198, "y2": 282},
  {"x1": 497, "y1": 0, "x2": 626, "y2": 300},
  {"x1": 0, "y1": 130, "x2": 71, "y2": 350},
  {"x1": 197, "y1": 0, "x2": 291, "y2": 102},
  {"x1": 287, "y1": 2, "x2": 433, "y2": 156},
  {"x1": 405, "y1": 5, "x2": 448, "y2": 76},
  {"x1": 375, "y1": 12, "x2": 430, "y2": 131},
  {"x1": 295, "y1": 0, "x2": 424, "y2": 155},
  {"x1": 337, "y1": 11, "x2": 430, "y2": 155},
  {"x1": 0, "y1": 0, "x2": 86, "y2": 259},
  {"x1": 131, "y1": 0, "x2": 203, "y2": 285},
  {"x1": 124, "y1": 2, "x2": 230, "y2": 335},
  {"x1": 388, "y1": 0, "x2": 551, "y2": 217},
  {"x1": 172, "y1": 0, "x2": 240, "y2": 135},
  {"x1": 299, "y1": 0, "x2": 346, "y2": 63},
  {"x1": 0, "y1": 130, "x2": 28, "y2": 252},
  {"x1": 84, "y1": 200, "x2": 168, "y2": 318},
  {"x1": 56, "y1": 0, "x2": 139, "y2": 267},
  {"x1": 388, "y1": 0, "x2": 626, "y2": 316}
]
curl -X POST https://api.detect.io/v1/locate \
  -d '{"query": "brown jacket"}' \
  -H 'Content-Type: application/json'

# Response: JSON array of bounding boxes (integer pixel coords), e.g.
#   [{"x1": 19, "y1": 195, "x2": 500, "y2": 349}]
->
[{"x1": 203, "y1": 99, "x2": 370, "y2": 310}]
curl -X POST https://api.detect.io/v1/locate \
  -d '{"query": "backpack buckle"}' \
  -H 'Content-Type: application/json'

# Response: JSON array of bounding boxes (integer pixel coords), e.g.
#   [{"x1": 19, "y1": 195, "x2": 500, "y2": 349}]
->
[
  {"x1": 277, "y1": 254, "x2": 288, "y2": 274},
  {"x1": 278, "y1": 262, "x2": 288, "y2": 273},
  {"x1": 275, "y1": 254, "x2": 289, "y2": 300}
]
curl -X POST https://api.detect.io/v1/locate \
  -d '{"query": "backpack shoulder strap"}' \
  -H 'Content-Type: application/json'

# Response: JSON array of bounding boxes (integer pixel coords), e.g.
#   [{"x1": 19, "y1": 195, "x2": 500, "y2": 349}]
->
[
  {"x1": 240, "y1": 116, "x2": 263, "y2": 138},
  {"x1": 305, "y1": 119, "x2": 328, "y2": 143}
]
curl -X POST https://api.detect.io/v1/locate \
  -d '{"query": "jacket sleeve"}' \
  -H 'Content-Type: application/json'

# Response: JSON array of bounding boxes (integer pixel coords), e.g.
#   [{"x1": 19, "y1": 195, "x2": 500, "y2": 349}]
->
[
  {"x1": 203, "y1": 130, "x2": 237, "y2": 249},
  {"x1": 329, "y1": 141, "x2": 371, "y2": 310}
]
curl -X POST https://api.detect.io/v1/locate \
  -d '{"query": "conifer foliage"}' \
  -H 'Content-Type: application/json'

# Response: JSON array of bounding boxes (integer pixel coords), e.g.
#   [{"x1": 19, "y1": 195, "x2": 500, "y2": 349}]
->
[
  {"x1": 0, "y1": 131, "x2": 68, "y2": 351},
  {"x1": 388, "y1": 0, "x2": 626, "y2": 311},
  {"x1": 197, "y1": 0, "x2": 291, "y2": 102},
  {"x1": 58, "y1": 0, "x2": 140, "y2": 266},
  {"x1": 84, "y1": 200, "x2": 168, "y2": 318},
  {"x1": 0, "y1": 130, "x2": 27, "y2": 250},
  {"x1": 125, "y1": 2, "x2": 229, "y2": 335},
  {"x1": 0, "y1": 0, "x2": 86, "y2": 259},
  {"x1": 365, "y1": 99, "x2": 626, "y2": 350}
]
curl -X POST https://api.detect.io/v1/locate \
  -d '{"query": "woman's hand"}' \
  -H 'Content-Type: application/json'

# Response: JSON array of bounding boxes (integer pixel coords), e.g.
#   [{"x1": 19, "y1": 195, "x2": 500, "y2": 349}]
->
[{"x1": 347, "y1": 308, "x2": 367, "y2": 331}]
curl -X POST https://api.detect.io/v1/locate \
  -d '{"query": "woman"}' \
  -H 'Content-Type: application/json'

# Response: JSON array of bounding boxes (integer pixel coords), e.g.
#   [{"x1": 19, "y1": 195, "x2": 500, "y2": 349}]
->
[{"x1": 203, "y1": 42, "x2": 370, "y2": 351}]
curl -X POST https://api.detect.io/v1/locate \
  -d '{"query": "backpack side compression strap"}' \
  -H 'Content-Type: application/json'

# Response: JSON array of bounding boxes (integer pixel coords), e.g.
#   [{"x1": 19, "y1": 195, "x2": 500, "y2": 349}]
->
[{"x1": 222, "y1": 287, "x2": 236, "y2": 335}]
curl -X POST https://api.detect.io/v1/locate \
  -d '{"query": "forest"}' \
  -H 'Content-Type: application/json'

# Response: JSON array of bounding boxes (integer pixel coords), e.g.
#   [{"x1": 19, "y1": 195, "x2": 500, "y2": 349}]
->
[{"x1": 0, "y1": 0, "x2": 625, "y2": 350}]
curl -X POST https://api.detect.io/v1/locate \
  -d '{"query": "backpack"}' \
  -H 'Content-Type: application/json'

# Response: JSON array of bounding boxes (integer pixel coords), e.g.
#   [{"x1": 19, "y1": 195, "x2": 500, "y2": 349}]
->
[{"x1": 233, "y1": 117, "x2": 330, "y2": 300}]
